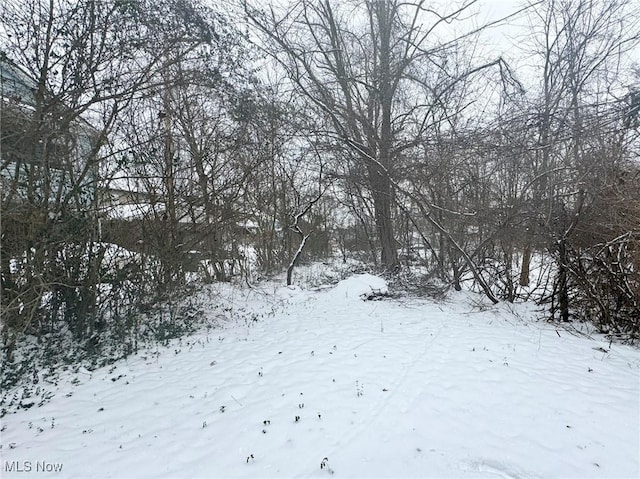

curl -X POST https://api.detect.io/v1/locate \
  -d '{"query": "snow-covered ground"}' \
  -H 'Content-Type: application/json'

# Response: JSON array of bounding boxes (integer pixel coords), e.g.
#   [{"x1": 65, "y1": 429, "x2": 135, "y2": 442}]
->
[{"x1": 1, "y1": 274, "x2": 639, "y2": 478}]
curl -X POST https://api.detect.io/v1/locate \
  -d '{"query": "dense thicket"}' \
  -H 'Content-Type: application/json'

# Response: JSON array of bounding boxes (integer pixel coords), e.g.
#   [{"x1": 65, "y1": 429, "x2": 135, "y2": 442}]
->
[{"x1": 1, "y1": 0, "x2": 639, "y2": 397}]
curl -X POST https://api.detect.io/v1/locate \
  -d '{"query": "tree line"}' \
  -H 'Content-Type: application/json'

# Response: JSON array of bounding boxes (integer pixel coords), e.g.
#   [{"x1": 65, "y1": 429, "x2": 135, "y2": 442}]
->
[{"x1": 1, "y1": 0, "x2": 639, "y2": 385}]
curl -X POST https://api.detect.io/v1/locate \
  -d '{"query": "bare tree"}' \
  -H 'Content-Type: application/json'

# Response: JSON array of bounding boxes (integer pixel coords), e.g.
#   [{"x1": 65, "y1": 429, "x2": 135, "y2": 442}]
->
[
  {"x1": 0, "y1": 0, "x2": 225, "y2": 358},
  {"x1": 521, "y1": 0, "x2": 640, "y2": 321},
  {"x1": 245, "y1": 1, "x2": 525, "y2": 283}
]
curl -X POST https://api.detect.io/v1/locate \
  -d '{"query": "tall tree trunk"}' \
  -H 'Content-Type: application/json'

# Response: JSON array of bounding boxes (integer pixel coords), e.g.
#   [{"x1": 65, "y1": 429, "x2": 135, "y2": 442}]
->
[
  {"x1": 375, "y1": 0, "x2": 398, "y2": 269},
  {"x1": 162, "y1": 66, "x2": 178, "y2": 286},
  {"x1": 371, "y1": 169, "x2": 397, "y2": 268},
  {"x1": 557, "y1": 239, "x2": 570, "y2": 322},
  {"x1": 519, "y1": 243, "x2": 531, "y2": 286}
]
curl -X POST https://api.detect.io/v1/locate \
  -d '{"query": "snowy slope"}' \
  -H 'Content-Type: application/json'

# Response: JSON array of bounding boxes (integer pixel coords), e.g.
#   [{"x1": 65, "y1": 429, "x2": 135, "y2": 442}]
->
[{"x1": 1, "y1": 274, "x2": 638, "y2": 478}]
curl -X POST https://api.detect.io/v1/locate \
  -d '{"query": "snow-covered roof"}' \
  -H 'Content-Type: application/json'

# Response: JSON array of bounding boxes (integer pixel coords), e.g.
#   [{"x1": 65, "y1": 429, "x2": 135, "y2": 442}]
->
[{"x1": 103, "y1": 202, "x2": 164, "y2": 220}]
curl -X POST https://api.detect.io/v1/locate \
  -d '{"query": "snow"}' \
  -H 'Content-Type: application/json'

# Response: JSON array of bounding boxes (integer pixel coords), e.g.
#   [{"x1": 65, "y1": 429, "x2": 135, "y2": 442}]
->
[
  {"x1": 1, "y1": 275, "x2": 639, "y2": 478},
  {"x1": 104, "y1": 202, "x2": 162, "y2": 220},
  {"x1": 327, "y1": 273, "x2": 389, "y2": 300}
]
